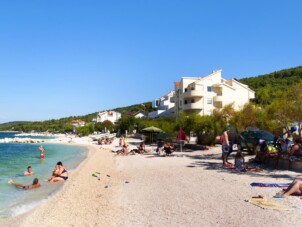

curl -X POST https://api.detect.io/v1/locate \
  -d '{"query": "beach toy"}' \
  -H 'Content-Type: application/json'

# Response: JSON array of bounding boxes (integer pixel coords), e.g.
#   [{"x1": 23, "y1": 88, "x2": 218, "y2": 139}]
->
[
  {"x1": 92, "y1": 173, "x2": 97, "y2": 177},
  {"x1": 97, "y1": 177, "x2": 100, "y2": 181}
]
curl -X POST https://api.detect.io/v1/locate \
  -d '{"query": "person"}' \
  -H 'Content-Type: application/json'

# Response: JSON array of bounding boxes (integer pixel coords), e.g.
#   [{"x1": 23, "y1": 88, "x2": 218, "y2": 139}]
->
[
  {"x1": 163, "y1": 143, "x2": 174, "y2": 156},
  {"x1": 137, "y1": 142, "x2": 145, "y2": 154},
  {"x1": 47, "y1": 161, "x2": 68, "y2": 182},
  {"x1": 23, "y1": 166, "x2": 33, "y2": 176},
  {"x1": 221, "y1": 126, "x2": 233, "y2": 167},
  {"x1": 8, "y1": 178, "x2": 40, "y2": 189},
  {"x1": 234, "y1": 152, "x2": 247, "y2": 172},
  {"x1": 156, "y1": 140, "x2": 164, "y2": 155},
  {"x1": 275, "y1": 179, "x2": 302, "y2": 198},
  {"x1": 287, "y1": 138, "x2": 302, "y2": 156},
  {"x1": 39, "y1": 145, "x2": 45, "y2": 159}
]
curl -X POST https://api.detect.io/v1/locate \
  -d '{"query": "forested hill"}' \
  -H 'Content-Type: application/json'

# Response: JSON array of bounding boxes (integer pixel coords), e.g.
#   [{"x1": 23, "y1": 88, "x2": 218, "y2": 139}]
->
[{"x1": 239, "y1": 65, "x2": 302, "y2": 104}]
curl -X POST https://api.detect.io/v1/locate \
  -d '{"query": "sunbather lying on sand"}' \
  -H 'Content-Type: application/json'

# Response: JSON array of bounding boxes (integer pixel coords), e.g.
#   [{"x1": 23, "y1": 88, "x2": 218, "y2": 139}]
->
[{"x1": 275, "y1": 179, "x2": 302, "y2": 198}]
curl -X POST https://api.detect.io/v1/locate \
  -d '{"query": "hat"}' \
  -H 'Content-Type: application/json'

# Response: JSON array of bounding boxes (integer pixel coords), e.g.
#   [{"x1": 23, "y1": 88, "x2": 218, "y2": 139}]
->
[{"x1": 291, "y1": 125, "x2": 297, "y2": 132}]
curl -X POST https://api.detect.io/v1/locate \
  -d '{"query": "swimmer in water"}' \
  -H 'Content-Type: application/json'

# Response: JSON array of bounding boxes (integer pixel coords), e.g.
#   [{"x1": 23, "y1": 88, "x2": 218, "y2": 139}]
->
[
  {"x1": 39, "y1": 145, "x2": 45, "y2": 159},
  {"x1": 8, "y1": 178, "x2": 41, "y2": 190},
  {"x1": 23, "y1": 166, "x2": 33, "y2": 176}
]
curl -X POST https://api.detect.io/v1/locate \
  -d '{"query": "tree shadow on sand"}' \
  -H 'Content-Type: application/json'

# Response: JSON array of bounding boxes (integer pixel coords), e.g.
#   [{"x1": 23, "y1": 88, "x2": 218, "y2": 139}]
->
[{"x1": 185, "y1": 153, "x2": 302, "y2": 181}]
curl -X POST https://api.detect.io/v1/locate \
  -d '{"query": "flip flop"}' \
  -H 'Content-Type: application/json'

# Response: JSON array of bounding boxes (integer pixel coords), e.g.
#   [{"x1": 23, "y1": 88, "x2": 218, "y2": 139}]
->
[{"x1": 273, "y1": 195, "x2": 285, "y2": 198}]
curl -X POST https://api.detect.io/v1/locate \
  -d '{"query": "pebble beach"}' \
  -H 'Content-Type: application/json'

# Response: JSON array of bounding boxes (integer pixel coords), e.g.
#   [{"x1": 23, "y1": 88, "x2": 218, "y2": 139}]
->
[{"x1": 1, "y1": 136, "x2": 302, "y2": 227}]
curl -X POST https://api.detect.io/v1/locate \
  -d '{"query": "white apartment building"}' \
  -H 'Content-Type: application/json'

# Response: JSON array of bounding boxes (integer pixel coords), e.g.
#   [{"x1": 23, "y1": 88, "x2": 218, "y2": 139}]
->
[
  {"x1": 71, "y1": 119, "x2": 86, "y2": 128},
  {"x1": 173, "y1": 70, "x2": 255, "y2": 115},
  {"x1": 95, "y1": 110, "x2": 121, "y2": 124},
  {"x1": 148, "y1": 90, "x2": 175, "y2": 118}
]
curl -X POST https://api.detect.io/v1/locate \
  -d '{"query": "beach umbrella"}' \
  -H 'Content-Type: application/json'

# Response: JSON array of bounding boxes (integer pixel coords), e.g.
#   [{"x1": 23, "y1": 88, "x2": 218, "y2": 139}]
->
[
  {"x1": 157, "y1": 133, "x2": 174, "y2": 141},
  {"x1": 177, "y1": 128, "x2": 186, "y2": 141},
  {"x1": 142, "y1": 126, "x2": 163, "y2": 133},
  {"x1": 142, "y1": 126, "x2": 163, "y2": 143}
]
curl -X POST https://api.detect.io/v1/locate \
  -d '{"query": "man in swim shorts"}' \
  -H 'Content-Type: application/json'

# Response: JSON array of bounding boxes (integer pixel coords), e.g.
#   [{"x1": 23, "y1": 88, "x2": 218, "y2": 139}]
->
[
  {"x1": 23, "y1": 166, "x2": 33, "y2": 176},
  {"x1": 8, "y1": 178, "x2": 41, "y2": 189}
]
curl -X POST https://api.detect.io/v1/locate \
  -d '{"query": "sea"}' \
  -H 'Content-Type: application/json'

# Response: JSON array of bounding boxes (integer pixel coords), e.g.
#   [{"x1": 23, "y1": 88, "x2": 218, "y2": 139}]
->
[{"x1": 0, "y1": 132, "x2": 87, "y2": 218}]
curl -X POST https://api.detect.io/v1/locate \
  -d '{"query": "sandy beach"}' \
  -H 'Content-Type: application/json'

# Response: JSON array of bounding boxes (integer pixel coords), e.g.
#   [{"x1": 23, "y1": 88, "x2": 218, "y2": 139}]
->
[{"x1": 1, "y1": 136, "x2": 302, "y2": 227}]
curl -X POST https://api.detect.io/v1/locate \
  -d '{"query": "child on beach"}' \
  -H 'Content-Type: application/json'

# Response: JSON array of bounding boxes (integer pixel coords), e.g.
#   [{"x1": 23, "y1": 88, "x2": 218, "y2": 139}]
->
[{"x1": 234, "y1": 152, "x2": 247, "y2": 172}]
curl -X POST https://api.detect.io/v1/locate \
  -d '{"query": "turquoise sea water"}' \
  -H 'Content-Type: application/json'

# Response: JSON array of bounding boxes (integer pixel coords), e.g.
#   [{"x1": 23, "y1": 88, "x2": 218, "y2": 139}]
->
[{"x1": 0, "y1": 132, "x2": 87, "y2": 218}]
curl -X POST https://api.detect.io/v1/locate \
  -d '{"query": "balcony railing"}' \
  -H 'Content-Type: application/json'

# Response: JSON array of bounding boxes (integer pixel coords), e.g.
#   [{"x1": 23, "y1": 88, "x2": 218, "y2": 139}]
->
[
  {"x1": 182, "y1": 90, "x2": 203, "y2": 98},
  {"x1": 183, "y1": 102, "x2": 203, "y2": 110},
  {"x1": 213, "y1": 96, "x2": 223, "y2": 102}
]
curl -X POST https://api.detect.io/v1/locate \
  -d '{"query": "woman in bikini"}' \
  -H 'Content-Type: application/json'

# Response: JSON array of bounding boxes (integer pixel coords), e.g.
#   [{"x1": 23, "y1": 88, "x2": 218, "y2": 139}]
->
[{"x1": 47, "y1": 161, "x2": 68, "y2": 182}]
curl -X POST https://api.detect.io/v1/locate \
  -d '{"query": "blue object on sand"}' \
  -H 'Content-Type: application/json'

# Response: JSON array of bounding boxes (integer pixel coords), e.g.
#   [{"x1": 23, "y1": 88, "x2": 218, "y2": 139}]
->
[
  {"x1": 273, "y1": 195, "x2": 285, "y2": 198},
  {"x1": 251, "y1": 183, "x2": 290, "y2": 188}
]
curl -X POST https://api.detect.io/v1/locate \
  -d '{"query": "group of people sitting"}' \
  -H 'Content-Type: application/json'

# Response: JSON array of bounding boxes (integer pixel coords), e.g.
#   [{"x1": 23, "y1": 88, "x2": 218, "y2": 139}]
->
[
  {"x1": 8, "y1": 161, "x2": 68, "y2": 190},
  {"x1": 156, "y1": 140, "x2": 175, "y2": 156},
  {"x1": 254, "y1": 137, "x2": 302, "y2": 166},
  {"x1": 98, "y1": 137, "x2": 114, "y2": 145}
]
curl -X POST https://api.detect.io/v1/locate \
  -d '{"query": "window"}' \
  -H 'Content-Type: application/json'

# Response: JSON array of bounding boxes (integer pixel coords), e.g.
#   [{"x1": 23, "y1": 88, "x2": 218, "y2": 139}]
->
[
  {"x1": 207, "y1": 86, "x2": 212, "y2": 92},
  {"x1": 184, "y1": 88, "x2": 187, "y2": 92},
  {"x1": 180, "y1": 100, "x2": 182, "y2": 106},
  {"x1": 191, "y1": 87, "x2": 195, "y2": 90},
  {"x1": 191, "y1": 99, "x2": 195, "y2": 103},
  {"x1": 207, "y1": 98, "x2": 212, "y2": 104}
]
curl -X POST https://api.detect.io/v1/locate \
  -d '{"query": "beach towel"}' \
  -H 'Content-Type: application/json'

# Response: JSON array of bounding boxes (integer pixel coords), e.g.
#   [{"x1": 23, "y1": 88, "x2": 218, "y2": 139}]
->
[
  {"x1": 248, "y1": 198, "x2": 289, "y2": 211},
  {"x1": 250, "y1": 183, "x2": 290, "y2": 188}
]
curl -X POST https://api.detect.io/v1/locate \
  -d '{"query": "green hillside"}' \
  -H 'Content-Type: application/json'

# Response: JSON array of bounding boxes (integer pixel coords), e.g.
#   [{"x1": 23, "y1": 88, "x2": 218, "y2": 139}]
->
[
  {"x1": 0, "y1": 102, "x2": 153, "y2": 132},
  {"x1": 1, "y1": 65, "x2": 302, "y2": 133},
  {"x1": 239, "y1": 66, "x2": 302, "y2": 104}
]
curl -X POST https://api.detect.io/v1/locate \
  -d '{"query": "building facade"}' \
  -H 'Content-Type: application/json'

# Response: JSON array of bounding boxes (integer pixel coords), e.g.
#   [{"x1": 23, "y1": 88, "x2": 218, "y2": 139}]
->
[
  {"x1": 173, "y1": 70, "x2": 255, "y2": 115},
  {"x1": 71, "y1": 119, "x2": 86, "y2": 128},
  {"x1": 95, "y1": 110, "x2": 121, "y2": 124},
  {"x1": 149, "y1": 90, "x2": 176, "y2": 118}
]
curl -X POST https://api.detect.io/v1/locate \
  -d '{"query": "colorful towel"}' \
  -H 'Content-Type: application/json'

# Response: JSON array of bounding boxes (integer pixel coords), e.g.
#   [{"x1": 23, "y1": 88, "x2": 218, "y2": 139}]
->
[
  {"x1": 250, "y1": 182, "x2": 290, "y2": 188},
  {"x1": 248, "y1": 198, "x2": 289, "y2": 210}
]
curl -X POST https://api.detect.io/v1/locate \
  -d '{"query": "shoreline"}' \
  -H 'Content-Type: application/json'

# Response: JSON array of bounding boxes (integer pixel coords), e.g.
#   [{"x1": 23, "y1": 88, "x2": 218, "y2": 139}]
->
[{"x1": 0, "y1": 137, "x2": 122, "y2": 226}]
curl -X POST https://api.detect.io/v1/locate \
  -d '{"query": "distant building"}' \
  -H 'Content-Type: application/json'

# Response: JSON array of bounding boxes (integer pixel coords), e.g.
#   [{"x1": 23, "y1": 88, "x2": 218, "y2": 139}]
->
[
  {"x1": 134, "y1": 110, "x2": 147, "y2": 119},
  {"x1": 173, "y1": 70, "x2": 255, "y2": 115},
  {"x1": 149, "y1": 90, "x2": 176, "y2": 118},
  {"x1": 71, "y1": 119, "x2": 86, "y2": 128},
  {"x1": 95, "y1": 110, "x2": 121, "y2": 124}
]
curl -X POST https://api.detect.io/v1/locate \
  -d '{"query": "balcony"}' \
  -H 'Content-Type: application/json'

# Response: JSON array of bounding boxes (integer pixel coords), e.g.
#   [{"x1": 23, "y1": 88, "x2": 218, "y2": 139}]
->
[
  {"x1": 182, "y1": 90, "x2": 203, "y2": 98},
  {"x1": 170, "y1": 96, "x2": 175, "y2": 103},
  {"x1": 213, "y1": 96, "x2": 223, "y2": 102},
  {"x1": 183, "y1": 102, "x2": 203, "y2": 110}
]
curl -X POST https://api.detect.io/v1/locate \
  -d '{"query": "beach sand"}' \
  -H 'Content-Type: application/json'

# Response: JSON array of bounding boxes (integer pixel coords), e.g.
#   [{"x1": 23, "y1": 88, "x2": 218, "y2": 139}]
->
[{"x1": 1, "y1": 136, "x2": 302, "y2": 226}]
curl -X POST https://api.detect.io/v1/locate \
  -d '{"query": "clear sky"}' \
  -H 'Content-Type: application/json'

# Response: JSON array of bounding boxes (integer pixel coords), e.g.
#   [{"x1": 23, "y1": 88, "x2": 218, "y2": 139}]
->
[{"x1": 0, "y1": 0, "x2": 301, "y2": 123}]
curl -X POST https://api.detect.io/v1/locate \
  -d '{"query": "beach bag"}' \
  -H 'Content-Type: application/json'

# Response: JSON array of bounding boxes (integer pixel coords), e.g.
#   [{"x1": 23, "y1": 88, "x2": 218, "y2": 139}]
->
[{"x1": 266, "y1": 145, "x2": 278, "y2": 157}]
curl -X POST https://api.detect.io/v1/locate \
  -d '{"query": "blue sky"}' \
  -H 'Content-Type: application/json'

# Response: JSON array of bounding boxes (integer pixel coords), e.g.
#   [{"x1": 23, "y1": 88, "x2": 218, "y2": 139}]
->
[{"x1": 0, "y1": 0, "x2": 301, "y2": 123}]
